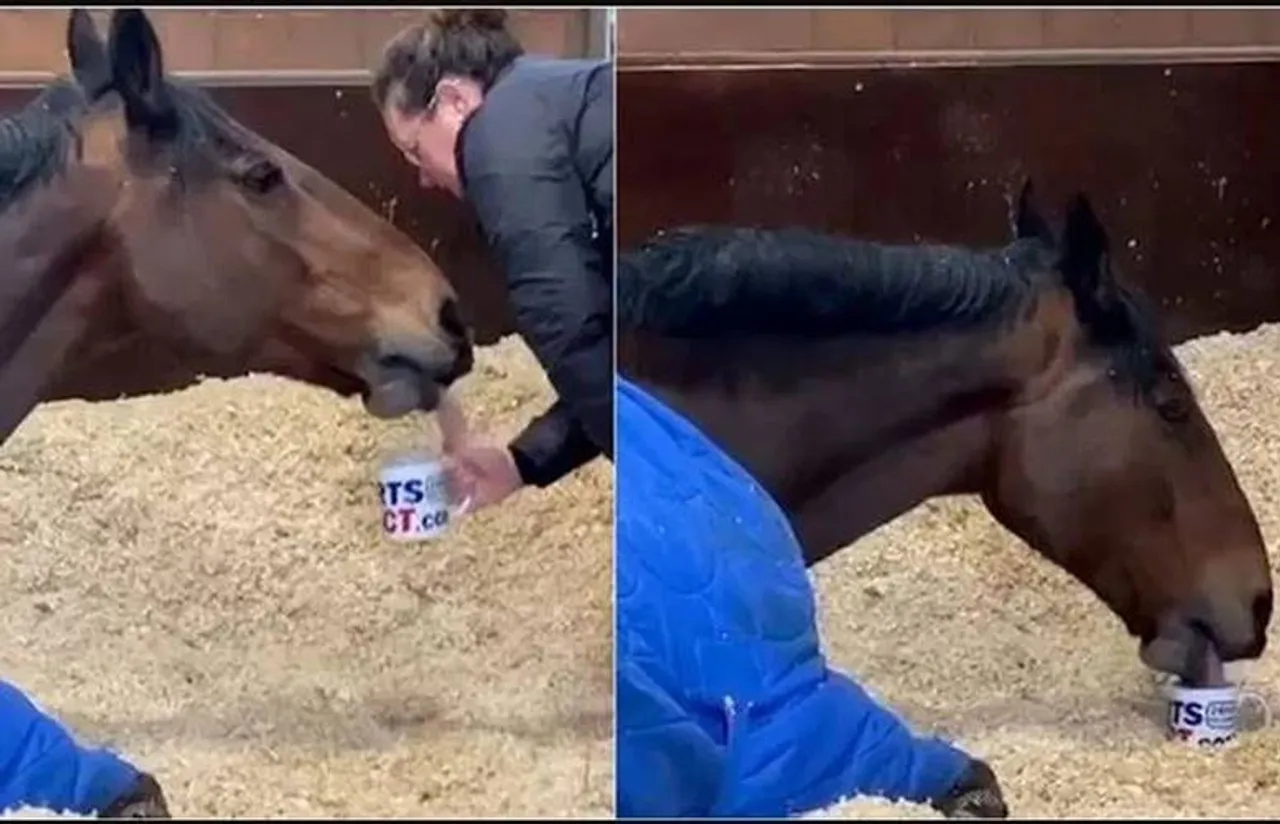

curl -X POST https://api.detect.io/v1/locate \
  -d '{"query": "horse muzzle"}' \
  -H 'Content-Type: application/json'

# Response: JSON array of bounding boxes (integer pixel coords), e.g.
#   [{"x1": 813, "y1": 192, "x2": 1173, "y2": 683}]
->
[
  {"x1": 357, "y1": 341, "x2": 474, "y2": 419},
  {"x1": 1139, "y1": 598, "x2": 1269, "y2": 684}
]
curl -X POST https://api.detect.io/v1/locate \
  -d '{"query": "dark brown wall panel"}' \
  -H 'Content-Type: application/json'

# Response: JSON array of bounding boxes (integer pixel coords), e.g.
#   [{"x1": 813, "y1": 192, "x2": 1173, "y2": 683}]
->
[
  {"x1": 617, "y1": 63, "x2": 1280, "y2": 343},
  {"x1": 617, "y1": 9, "x2": 1280, "y2": 64}
]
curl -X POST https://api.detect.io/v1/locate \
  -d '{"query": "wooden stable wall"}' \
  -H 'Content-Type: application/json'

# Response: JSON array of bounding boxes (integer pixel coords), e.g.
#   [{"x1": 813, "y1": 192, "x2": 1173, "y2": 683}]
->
[
  {"x1": 615, "y1": 9, "x2": 1280, "y2": 343},
  {"x1": 0, "y1": 8, "x2": 594, "y2": 75},
  {"x1": 617, "y1": 8, "x2": 1280, "y2": 65}
]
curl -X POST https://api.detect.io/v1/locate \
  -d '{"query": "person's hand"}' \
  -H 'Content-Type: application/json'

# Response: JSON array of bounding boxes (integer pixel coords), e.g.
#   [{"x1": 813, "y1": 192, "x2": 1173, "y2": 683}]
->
[
  {"x1": 434, "y1": 390, "x2": 524, "y2": 513},
  {"x1": 443, "y1": 440, "x2": 525, "y2": 513}
]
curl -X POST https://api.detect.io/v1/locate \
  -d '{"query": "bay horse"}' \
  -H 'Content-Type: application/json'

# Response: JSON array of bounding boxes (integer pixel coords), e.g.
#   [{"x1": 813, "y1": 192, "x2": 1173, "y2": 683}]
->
[
  {"x1": 0, "y1": 8, "x2": 473, "y2": 448},
  {"x1": 616, "y1": 182, "x2": 1273, "y2": 687}
]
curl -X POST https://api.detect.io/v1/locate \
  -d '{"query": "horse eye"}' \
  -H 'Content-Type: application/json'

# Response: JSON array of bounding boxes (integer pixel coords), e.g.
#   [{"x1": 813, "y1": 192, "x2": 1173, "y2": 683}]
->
[
  {"x1": 237, "y1": 158, "x2": 284, "y2": 194},
  {"x1": 1157, "y1": 396, "x2": 1190, "y2": 424}
]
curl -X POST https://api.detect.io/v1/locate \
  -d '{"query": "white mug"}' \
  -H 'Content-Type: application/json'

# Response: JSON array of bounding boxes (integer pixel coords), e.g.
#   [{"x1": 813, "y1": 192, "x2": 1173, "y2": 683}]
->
[
  {"x1": 1163, "y1": 680, "x2": 1272, "y2": 749},
  {"x1": 377, "y1": 452, "x2": 471, "y2": 542}
]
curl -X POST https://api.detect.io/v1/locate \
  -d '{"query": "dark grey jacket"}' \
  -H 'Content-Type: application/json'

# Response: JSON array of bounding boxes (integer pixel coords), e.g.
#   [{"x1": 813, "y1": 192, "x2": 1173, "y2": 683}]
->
[{"x1": 456, "y1": 55, "x2": 613, "y2": 487}]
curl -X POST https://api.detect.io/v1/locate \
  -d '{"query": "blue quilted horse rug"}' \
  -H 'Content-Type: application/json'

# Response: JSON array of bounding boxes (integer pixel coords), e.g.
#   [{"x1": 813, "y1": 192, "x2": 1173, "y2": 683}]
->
[
  {"x1": 614, "y1": 375, "x2": 1000, "y2": 818},
  {"x1": 0, "y1": 678, "x2": 162, "y2": 816}
]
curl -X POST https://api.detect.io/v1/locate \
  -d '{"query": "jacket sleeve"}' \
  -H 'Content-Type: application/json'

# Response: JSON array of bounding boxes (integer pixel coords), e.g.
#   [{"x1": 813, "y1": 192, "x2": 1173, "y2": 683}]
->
[
  {"x1": 460, "y1": 72, "x2": 614, "y2": 488},
  {"x1": 508, "y1": 399, "x2": 604, "y2": 489}
]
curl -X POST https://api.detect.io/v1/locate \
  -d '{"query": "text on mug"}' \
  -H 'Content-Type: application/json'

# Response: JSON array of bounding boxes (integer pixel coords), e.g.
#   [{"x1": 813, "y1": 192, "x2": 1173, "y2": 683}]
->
[
  {"x1": 383, "y1": 507, "x2": 450, "y2": 534},
  {"x1": 1168, "y1": 699, "x2": 1237, "y2": 731},
  {"x1": 379, "y1": 476, "x2": 448, "y2": 508}
]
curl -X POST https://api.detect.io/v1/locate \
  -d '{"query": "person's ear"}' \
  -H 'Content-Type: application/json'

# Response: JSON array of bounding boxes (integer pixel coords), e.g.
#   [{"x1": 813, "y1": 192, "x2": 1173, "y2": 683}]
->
[{"x1": 434, "y1": 78, "x2": 482, "y2": 118}]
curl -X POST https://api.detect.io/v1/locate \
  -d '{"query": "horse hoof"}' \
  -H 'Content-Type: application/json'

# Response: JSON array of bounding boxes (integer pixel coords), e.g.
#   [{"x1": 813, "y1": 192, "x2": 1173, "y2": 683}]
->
[
  {"x1": 932, "y1": 759, "x2": 1009, "y2": 819},
  {"x1": 101, "y1": 773, "x2": 171, "y2": 819}
]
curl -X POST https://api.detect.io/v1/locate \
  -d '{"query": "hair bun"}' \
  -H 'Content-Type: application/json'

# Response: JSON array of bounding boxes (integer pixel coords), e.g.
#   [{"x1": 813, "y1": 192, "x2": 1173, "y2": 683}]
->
[{"x1": 432, "y1": 9, "x2": 511, "y2": 33}]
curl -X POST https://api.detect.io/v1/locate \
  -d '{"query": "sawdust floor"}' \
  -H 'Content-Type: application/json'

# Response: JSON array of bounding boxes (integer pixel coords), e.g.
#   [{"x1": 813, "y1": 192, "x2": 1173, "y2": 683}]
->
[
  {"x1": 812, "y1": 324, "x2": 1280, "y2": 818},
  {"x1": 0, "y1": 336, "x2": 612, "y2": 818}
]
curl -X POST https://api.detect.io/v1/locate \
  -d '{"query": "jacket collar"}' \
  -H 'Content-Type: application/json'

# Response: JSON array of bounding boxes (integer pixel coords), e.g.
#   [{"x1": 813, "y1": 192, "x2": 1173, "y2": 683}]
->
[{"x1": 453, "y1": 59, "x2": 520, "y2": 194}]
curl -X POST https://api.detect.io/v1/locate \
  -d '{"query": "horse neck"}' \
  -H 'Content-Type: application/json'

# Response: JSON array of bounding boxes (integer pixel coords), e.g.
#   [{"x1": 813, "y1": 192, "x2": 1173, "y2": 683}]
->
[
  {"x1": 0, "y1": 266, "x2": 114, "y2": 444},
  {"x1": 621, "y1": 313, "x2": 1049, "y2": 566},
  {"x1": 0, "y1": 188, "x2": 124, "y2": 444}
]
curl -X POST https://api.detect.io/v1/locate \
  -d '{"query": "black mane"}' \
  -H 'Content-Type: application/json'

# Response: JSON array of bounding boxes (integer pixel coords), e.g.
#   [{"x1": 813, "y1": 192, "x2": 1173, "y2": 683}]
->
[
  {"x1": 0, "y1": 78, "x2": 91, "y2": 212},
  {"x1": 617, "y1": 225, "x2": 1054, "y2": 339},
  {"x1": 617, "y1": 223, "x2": 1177, "y2": 397},
  {"x1": 0, "y1": 74, "x2": 265, "y2": 213}
]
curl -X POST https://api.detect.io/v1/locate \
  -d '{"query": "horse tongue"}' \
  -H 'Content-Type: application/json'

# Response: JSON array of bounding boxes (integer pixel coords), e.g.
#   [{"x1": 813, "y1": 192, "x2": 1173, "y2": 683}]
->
[
  {"x1": 1188, "y1": 634, "x2": 1227, "y2": 687},
  {"x1": 364, "y1": 368, "x2": 422, "y2": 419}
]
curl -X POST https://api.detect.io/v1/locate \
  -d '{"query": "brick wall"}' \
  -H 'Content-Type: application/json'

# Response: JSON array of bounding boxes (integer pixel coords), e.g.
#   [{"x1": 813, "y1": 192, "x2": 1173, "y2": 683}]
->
[
  {"x1": 0, "y1": 8, "x2": 593, "y2": 76},
  {"x1": 617, "y1": 9, "x2": 1280, "y2": 65}
]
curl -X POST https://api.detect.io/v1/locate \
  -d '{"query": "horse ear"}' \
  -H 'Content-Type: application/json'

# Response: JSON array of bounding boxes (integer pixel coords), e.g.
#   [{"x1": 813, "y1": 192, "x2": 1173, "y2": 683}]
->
[
  {"x1": 1059, "y1": 193, "x2": 1118, "y2": 311},
  {"x1": 67, "y1": 10, "x2": 112, "y2": 100},
  {"x1": 108, "y1": 8, "x2": 177, "y2": 136},
  {"x1": 1011, "y1": 178, "x2": 1055, "y2": 246}
]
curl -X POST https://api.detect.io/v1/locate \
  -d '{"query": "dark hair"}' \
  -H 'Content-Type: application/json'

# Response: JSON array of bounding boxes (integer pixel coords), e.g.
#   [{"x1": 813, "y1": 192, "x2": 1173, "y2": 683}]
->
[{"x1": 371, "y1": 9, "x2": 524, "y2": 115}]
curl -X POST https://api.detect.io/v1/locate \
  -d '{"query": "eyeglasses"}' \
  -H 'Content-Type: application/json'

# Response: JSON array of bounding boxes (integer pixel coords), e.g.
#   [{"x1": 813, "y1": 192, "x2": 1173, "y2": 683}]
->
[
  {"x1": 393, "y1": 81, "x2": 453, "y2": 170},
  {"x1": 397, "y1": 90, "x2": 445, "y2": 169}
]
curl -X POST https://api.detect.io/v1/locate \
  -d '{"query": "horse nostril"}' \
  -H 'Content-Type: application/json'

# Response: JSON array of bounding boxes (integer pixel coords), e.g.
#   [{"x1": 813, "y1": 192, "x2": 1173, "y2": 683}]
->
[
  {"x1": 1253, "y1": 590, "x2": 1273, "y2": 639},
  {"x1": 439, "y1": 298, "x2": 469, "y2": 345},
  {"x1": 447, "y1": 343, "x2": 474, "y2": 384}
]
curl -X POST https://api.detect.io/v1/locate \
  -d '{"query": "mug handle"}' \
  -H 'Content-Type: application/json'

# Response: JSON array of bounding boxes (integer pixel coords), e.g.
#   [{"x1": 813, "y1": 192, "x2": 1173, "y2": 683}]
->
[{"x1": 1239, "y1": 690, "x2": 1273, "y2": 731}]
